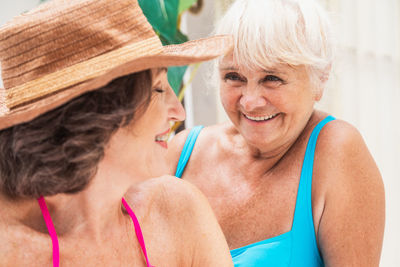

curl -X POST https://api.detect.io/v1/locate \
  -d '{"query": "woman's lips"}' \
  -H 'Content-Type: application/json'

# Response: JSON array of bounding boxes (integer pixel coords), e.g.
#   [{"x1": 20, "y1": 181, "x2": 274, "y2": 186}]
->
[
  {"x1": 157, "y1": 128, "x2": 170, "y2": 136},
  {"x1": 155, "y1": 140, "x2": 168, "y2": 149},
  {"x1": 155, "y1": 128, "x2": 170, "y2": 149},
  {"x1": 243, "y1": 112, "x2": 281, "y2": 123}
]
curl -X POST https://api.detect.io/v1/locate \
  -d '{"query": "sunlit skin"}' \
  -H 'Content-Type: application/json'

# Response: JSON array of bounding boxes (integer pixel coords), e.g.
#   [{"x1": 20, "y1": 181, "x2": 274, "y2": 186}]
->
[
  {"x1": 169, "y1": 54, "x2": 385, "y2": 266},
  {"x1": 219, "y1": 53, "x2": 319, "y2": 158},
  {"x1": 125, "y1": 68, "x2": 186, "y2": 179},
  {"x1": 0, "y1": 69, "x2": 233, "y2": 267}
]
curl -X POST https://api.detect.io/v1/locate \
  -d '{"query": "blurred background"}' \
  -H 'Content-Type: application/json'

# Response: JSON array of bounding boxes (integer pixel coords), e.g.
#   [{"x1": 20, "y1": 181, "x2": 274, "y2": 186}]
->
[{"x1": 1, "y1": 0, "x2": 399, "y2": 265}]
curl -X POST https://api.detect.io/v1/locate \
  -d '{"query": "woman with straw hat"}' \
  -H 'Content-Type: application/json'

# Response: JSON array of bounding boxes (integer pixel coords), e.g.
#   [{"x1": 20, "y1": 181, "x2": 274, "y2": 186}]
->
[{"x1": 0, "y1": 0, "x2": 233, "y2": 266}]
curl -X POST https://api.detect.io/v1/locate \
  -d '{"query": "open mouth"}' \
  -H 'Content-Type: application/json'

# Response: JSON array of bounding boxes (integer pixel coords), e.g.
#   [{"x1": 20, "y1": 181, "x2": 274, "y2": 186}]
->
[
  {"x1": 243, "y1": 113, "x2": 280, "y2": 122},
  {"x1": 155, "y1": 129, "x2": 170, "y2": 149}
]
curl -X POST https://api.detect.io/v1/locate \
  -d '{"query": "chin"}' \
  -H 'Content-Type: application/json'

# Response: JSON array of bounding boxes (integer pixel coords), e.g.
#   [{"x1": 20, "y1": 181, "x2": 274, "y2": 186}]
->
[
  {"x1": 247, "y1": 137, "x2": 270, "y2": 149},
  {"x1": 242, "y1": 129, "x2": 277, "y2": 147}
]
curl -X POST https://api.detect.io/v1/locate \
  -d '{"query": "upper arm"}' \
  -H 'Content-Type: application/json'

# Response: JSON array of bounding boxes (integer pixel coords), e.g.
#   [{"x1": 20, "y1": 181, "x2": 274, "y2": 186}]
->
[
  {"x1": 157, "y1": 177, "x2": 233, "y2": 267},
  {"x1": 315, "y1": 121, "x2": 385, "y2": 267},
  {"x1": 125, "y1": 176, "x2": 232, "y2": 266},
  {"x1": 183, "y1": 181, "x2": 233, "y2": 267},
  {"x1": 166, "y1": 129, "x2": 191, "y2": 175}
]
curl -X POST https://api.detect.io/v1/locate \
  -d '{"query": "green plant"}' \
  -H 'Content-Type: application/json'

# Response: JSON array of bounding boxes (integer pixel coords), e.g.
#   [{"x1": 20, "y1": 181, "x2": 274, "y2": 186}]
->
[{"x1": 138, "y1": 0, "x2": 197, "y2": 95}]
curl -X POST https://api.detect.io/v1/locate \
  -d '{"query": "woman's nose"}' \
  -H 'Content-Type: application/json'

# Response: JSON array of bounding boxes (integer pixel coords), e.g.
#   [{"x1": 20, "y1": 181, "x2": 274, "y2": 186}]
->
[
  {"x1": 239, "y1": 88, "x2": 267, "y2": 112},
  {"x1": 167, "y1": 88, "x2": 186, "y2": 122}
]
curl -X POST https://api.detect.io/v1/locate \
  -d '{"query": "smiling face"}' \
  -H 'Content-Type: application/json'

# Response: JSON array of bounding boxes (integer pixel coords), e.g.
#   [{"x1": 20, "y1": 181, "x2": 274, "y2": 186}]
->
[
  {"x1": 125, "y1": 68, "x2": 185, "y2": 178},
  {"x1": 219, "y1": 53, "x2": 320, "y2": 153}
]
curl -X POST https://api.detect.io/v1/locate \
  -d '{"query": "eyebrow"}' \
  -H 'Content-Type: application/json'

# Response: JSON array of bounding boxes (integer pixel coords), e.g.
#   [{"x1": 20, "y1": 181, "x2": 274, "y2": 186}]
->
[
  {"x1": 219, "y1": 65, "x2": 238, "y2": 71},
  {"x1": 157, "y1": 67, "x2": 168, "y2": 74},
  {"x1": 219, "y1": 65, "x2": 286, "y2": 75},
  {"x1": 263, "y1": 69, "x2": 286, "y2": 75}
]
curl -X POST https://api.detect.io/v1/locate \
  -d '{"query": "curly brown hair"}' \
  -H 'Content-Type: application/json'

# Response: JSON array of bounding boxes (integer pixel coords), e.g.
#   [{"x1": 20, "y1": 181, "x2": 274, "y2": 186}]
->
[{"x1": 0, "y1": 70, "x2": 152, "y2": 199}]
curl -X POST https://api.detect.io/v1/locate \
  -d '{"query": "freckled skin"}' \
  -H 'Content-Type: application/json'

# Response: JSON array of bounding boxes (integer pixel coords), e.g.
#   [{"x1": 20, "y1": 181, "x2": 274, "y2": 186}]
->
[
  {"x1": 168, "y1": 54, "x2": 385, "y2": 266},
  {"x1": 219, "y1": 54, "x2": 317, "y2": 156}
]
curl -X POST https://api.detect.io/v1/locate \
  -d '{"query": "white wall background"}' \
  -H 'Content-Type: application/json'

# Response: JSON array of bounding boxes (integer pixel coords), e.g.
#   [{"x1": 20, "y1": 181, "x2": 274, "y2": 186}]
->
[
  {"x1": 317, "y1": 1, "x2": 400, "y2": 265},
  {"x1": 1, "y1": 0, "x2": 399, "y2": 265}
]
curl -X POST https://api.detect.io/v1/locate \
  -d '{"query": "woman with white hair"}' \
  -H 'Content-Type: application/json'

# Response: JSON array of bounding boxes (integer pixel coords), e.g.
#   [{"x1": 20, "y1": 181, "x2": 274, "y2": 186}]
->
[{"x1": 169, "y1": 0, "x2": 385, "y2": 266}]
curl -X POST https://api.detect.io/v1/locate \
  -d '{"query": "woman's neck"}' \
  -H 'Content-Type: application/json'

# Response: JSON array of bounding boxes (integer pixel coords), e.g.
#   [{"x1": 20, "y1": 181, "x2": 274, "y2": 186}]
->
[
  {"x1": 224, "y1": 112, "x2": 317, "y2": 177},
  {"x1": 41, "y1": 172, "x2": 130, "y2": 238},
  {"x1": 223, "y1": 128, "x2": 293, "y2": 177}
]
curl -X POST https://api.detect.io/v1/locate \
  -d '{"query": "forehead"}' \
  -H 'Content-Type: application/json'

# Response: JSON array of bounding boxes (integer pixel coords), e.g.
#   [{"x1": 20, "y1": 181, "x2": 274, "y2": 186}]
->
[
  {"x1": 151, "y1": 67, "x2": 167, "y2": 77},
  {"x1": 219, "y1": 53, "x2": 290, "y2": 74},
  {"x1": 151, "y1": 68, "x2": 168, "y2": 84}
]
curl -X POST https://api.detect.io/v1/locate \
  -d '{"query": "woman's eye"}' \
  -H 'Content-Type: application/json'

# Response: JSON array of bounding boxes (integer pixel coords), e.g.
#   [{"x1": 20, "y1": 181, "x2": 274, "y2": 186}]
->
[
  {"x1": 154, "y1": 88, "x2": 165, "y2": 93},
  {"x1": 223, "y1": 72, "x2": 245, "y2": 82},
  {"x1": 263, "y1": 75, "x2": 283, "y2": 82}
]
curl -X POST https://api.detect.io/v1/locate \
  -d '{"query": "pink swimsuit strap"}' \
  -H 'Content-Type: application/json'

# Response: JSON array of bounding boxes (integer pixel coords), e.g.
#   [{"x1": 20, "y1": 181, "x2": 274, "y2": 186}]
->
[
  {"x1": 37, "y1": 196, "x2": 154, "y2": 267},
  {"x1": 37, "y1": 196, "x2": 60, "y2": 267},
  {"x1": 121, "y1": 197, "x2": 154, "y2": 267}
]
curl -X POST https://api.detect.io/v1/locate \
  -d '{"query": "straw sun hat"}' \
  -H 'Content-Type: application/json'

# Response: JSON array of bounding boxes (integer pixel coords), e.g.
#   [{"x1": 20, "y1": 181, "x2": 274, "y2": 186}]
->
[{"x1": 0, "y1": 0, "x2": 232, "y2": 130}]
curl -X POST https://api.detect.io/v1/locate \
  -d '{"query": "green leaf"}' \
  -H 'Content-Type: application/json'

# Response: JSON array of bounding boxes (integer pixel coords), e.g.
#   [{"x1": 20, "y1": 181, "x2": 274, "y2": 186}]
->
[
  {"x1": 158, "y1": 28, "x2": 188, "y2": 45},
  {"x1": 138, "y1": 0, "x2": 179, "y2": 45},
  {"x1": 178, "y1": 0, "x2": 198, "y2": 14},
  {"x1": 168, "y1": 66, "x2": 188, "y2": 95},
  {"x1": 138, "y1": 0, "x2": 194, "y2": 94},
  {"x1": 174, "y1": 29, "x2": 189, "y2": 44}
]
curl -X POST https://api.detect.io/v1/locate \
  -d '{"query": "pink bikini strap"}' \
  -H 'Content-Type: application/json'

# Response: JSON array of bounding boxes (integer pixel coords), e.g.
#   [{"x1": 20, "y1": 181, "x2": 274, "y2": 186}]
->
[
  {"x1": 37, "y1": 196, "x2": 59, "y2": 267},
  {"x1": 37, "y1": 196, "x2": 152, "y2": 267},
  {"x1": 122, "y1": 198, "x2": 154, "y2": 267}
]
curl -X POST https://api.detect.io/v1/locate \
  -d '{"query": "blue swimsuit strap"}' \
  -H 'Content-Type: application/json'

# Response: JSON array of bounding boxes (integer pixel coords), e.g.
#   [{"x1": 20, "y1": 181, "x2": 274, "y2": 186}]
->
[
  {"x1": 290, "y1": 115, "x2": 336, "y2": 263},
  {"x1": 175, "y1": 125, "x2": 204, "y2": 178}
]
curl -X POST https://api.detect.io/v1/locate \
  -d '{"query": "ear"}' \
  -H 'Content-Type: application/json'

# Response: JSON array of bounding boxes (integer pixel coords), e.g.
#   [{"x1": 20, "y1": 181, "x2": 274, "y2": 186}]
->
[
  {"x1": 319, "y1": 63, "x2": 332, "y2": 84},
  {"x1": 314, "y1": 88, "x2": 323, "y2": 101},
  {"x1": 314, "y1": 64, "x2": 331, "y2": 101}
]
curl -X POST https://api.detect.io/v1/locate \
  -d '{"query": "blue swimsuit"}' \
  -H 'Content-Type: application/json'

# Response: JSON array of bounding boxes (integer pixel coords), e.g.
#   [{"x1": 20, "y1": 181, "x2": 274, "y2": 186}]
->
[{"x1": 175, "y1": 116, "x2": 335, "y2": 266}]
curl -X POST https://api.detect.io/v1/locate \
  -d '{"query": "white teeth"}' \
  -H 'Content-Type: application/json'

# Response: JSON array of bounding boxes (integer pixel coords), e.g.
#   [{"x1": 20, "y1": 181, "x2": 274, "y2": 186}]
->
[
  {"x1": 155, "y1": 134, "x2": 168, "y2": 142},
  {"x1": 244, "y1": 113, "x2": 278, "y2": 121}
]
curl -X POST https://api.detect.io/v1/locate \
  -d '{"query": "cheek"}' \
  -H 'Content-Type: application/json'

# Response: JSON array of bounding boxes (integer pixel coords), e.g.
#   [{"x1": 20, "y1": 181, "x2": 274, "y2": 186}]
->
[
  {"x1": 293, "y1": 87, "x2": 316, "y2": 107},
  {"x1": 220, "y1": 85, "x2": 240, "y2": 111},
  {"x1": 273, "y1": 86, "x2": 313, "y2": 112}
]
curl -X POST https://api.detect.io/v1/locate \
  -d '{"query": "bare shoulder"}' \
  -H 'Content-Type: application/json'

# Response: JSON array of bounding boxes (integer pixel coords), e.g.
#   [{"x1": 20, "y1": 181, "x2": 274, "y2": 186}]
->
[
  {"x1": 0, "y1": 226, "x2": 18, "y2": 266},
  {"x1": 0, "y1": 221, "x2": 50, "y2": 266},
  {"x1": 169, "y1": 124, "x2": 227, "y2": 151},
  {"x1": 168, "y1": 129, "x2": 191, "y2": 158},
  {"x1": 314, "y1": 117, "x2": 383, "y2": 188},
  {"x1": 315, "y1": 118, "x2": 362, "y2": 156},
  {"x1": 167, "y1": 123, "x2": 229, "y2": 173},
  {"x1": 314, "y1": 117, "x2": 384, "y2": 208},
  {"x1": 167, "y1": 128, "x2": 192, "y2": 174},
  {"x1": 124, "y1": 175, "x2": 216, "y2": 223},
  {"x1": 124, "y1": 176, "x2": 232, "y2": 266},
  {"x1": 313, "y1": 117, "x2": 385, "y2": 266}
]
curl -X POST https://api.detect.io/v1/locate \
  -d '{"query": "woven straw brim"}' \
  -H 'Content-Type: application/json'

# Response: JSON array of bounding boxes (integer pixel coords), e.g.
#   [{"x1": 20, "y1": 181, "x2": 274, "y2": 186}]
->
[{"x1": 0, "y1": 35, "x2": 232, "y2": 130}]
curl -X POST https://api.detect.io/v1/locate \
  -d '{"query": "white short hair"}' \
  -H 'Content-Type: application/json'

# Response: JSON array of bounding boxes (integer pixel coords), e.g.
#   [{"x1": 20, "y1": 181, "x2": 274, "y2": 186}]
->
[{"x1": 215, "y1": 0, "x2": 335, "y2": 89}]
